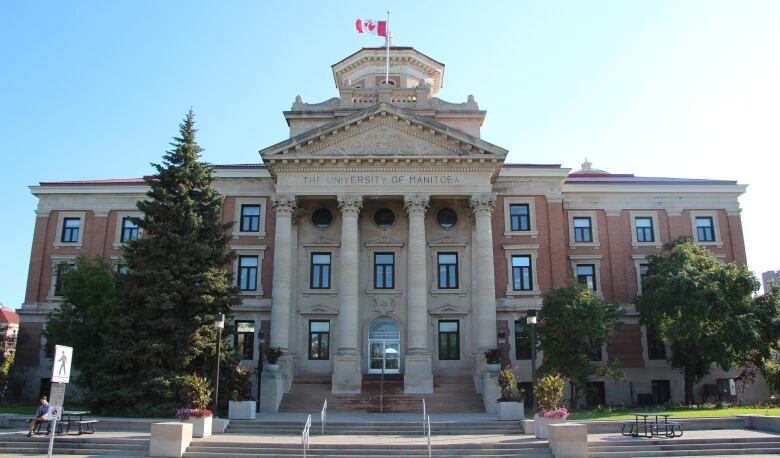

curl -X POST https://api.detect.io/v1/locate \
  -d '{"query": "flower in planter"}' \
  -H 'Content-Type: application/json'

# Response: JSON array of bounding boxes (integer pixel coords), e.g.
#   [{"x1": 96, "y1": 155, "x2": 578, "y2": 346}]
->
[
  {"x1": 176, "y1": 408, "x2": 213, "y2": 421},
  {"x1": 534, "y1": 373, "x2": 568, "y2": 418},
  {"x1": 497, "y1": 368, "x2": 524, "y2": 402},
  {"x1": 484, "y1": 349, "x2": 501, "y2": 364},
  {"x1": 539, "y1": 407, "x2": 569, "y2": 419},
  {"x1": 264, "y1": 346, "x2": 283, "y2": 364}
]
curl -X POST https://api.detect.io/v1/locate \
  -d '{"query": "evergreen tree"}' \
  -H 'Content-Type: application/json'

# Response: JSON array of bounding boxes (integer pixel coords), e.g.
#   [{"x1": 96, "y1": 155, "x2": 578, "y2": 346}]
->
[{"x1": 106, "y1": 111, "x2": 240, "y2": 415}]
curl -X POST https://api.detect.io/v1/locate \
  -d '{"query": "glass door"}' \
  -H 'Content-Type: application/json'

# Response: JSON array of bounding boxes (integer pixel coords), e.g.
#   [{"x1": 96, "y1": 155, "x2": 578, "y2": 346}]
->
[{"x1": 367, "y1": 317, "x2": 401, "y2": 374}]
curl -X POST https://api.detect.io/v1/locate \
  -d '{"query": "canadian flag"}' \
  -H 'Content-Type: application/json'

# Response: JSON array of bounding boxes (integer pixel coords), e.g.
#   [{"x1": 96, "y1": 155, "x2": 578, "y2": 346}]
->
[{"x1": 355, "y1": 18, "x2": 387, "y2": 37}]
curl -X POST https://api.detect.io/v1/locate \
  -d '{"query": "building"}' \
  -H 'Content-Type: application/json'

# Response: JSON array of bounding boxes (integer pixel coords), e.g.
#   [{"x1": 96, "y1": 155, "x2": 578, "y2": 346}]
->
[
  {"x1": 0, "y1": 306, "x2": 19, "y2": 361},
  {"x1": 16, "y1": 46, "x2": 765, "y2": 409},
  {"x1": 763, "y1": 271, "x2": 779, "y2": 292}
]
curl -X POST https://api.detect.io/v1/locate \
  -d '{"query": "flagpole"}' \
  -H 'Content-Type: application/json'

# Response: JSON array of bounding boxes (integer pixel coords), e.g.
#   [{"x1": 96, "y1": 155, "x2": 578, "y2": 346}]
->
[{"x1": 385, "y1": 11, "x2": 390, "y2": 84}]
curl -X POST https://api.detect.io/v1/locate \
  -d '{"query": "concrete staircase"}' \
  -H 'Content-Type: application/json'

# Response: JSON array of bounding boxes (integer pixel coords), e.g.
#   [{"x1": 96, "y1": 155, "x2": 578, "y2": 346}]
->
[
  {"x1": 225, "y1": 419, "x2": 524, "y2": 436},
  {"x1": 588, "y1": 436, "x2": 780, "y2": 457},
  {"x1": 0, "y1": 435, "x2": 148, "y2": 455},
  {"x1": 184, "y1": 439, "x2": 553, "y2": 457},
  {"x1": 279, "y1": 374, "x2": 485, "y2": 413}
]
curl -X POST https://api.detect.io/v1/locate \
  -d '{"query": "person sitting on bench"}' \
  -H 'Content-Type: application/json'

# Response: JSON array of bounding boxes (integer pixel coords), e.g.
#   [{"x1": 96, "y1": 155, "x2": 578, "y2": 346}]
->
[{"x1": 27, "y1": 395, "x2": 49, "y2": 437}]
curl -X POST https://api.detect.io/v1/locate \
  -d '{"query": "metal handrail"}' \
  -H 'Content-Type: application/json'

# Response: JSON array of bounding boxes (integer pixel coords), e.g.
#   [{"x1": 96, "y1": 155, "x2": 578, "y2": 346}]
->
[
  {"x1": 426, "y1": 414, "x2": 432, "y2": 458},
  {"x1": 320, "y1": 399, "x2": 327, "y2": 436},
  {"x1": 302, "y1": 414, "x2": 312, "y2": 458},
  {"x1": 422, "y1": 399, "x2": 426, "y2": 435}
]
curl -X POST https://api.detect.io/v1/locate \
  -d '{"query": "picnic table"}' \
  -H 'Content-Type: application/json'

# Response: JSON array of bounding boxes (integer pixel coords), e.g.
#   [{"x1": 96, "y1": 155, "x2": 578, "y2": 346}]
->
[
  {"x1": 34, "y1": 410, "x2": 98, "y2": 435},
  {"x1": 621, "y1": 412, "x2": 683, "y2": 438}
]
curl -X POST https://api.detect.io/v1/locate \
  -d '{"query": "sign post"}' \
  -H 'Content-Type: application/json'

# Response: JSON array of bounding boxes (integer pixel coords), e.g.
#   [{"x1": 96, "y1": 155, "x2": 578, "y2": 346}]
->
[{"x1": 48, "y1": 345, "x2": 73, "y2": 458}]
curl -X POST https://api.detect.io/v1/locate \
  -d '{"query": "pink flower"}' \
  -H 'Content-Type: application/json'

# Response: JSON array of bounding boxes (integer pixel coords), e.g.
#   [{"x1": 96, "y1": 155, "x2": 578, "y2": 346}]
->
[{"x1": 540, "y1": 407, "x2": 569, "y2": 419}]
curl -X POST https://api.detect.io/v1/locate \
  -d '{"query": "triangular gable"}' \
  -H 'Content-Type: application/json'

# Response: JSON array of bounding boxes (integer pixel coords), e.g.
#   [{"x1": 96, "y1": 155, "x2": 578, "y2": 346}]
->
[{"x1": 260, "y1": 103, "x2": 507, "y2": 162}]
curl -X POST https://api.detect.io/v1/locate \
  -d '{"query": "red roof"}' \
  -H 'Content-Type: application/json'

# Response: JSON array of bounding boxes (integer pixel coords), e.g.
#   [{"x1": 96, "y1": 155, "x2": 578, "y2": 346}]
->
[
  {"x1": 39, "y1": 178, "x2": 147, "y2": 186},
  {"x1": 0, "y1": 307, "x2": 19, "y2": 325},
  {"x1": 566, "y1": 175, "x2": 737, "y2": 185}
]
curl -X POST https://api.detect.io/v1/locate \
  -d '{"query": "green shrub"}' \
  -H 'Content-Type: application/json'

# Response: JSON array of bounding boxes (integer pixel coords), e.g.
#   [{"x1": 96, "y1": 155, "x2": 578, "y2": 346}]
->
[
  {"x1": 534, "y1": 373, "x2": 565, "y2": 413},
  {"x1": 180, "y1": 374, "x2": 212, "y2": 410},
  {"x1": 497, "y1": 369, "x2": 523, "y2": 402}
]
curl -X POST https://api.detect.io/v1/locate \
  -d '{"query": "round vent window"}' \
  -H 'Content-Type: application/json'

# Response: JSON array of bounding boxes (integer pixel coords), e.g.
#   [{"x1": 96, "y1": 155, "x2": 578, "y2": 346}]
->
[
  {"x1": 312, "y1": 208, "x2": 333, "y2": 229},
  {"x1": 437, "y1": 208, "x2": 457, "y2": 229},
  {"x1": 374, "y1": 208, "x2": 395, "y2": 229}
]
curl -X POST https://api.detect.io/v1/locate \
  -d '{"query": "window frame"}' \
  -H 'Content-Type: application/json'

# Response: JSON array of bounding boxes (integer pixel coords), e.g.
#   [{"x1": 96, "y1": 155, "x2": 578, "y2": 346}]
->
[
  {"x1": 310, "y1": 252, "x2": 332, "y2": 290},
  {"x1": 437, "y1": 252, "x2": 459, "y2": 290},
  {"x1": 689, "y1": 211, "x2": 722, "y2": 247},
  {"x1": 237, "y1": 255, "x2": 259, "y2": 291},
  {"x1": 567, "y1": 211, "x2": 600, "y2": 248},
  {"x1": 646, "y1": 326, "x2": 667, "y2": 360},
  {"x1": 120, "y1": 217, "x2": 139, "y2": 243},
  {"x1": 113, "y1": 211, "x2": 143, "y2": 247},
  {"x1": 239, "y1": 204, "x2": 262, "y2": 233},
  {"x1": 511, "y1": 255, "x2": 533, "y2": 291},
  {"x1": 629, "y1": 211, "x2": 661, "y2": 247},
  {"x1": 570, "y1": 255, "x2": 603, "y2": 294},
  {"x1": 437, "y1": 320, "x2": 460, "y2": 360},
  {"x1": 53, "y1": 212, "x2": 86, "y2": 248},
  {"x1": 232, "y1": 198, "x2": 267, "y2": 238},
  {"x1": 234, "y1": 320, "x2": 255, "y2": 361},
  {"x1": 308, "y1": 320, "x2": 330, "y2": 360},
  {"x1": 373, "y1": 252, "x2": 395, "y2": 289},
  {"x1": 503, "y1": 197, "x2": 539, "y2": 238},
  {"x1": 509, "y1": 204, "x2": 530, "y2": 232},
  {"x1": 428, "y1": 243, "x2": 467, "y2": 296},
  {"x1": 231, "y1": 245, "x2": 266, "y2": 297},
  {"x1": 503, "y1": 245, "x2": 540, "y2": 296},
  {"x1": 48, "y1": 256, "x2": 77, "y2": 299},
  {"x1": 573, "y1": 217, "x2": 593, "y2": 243},
  {"x1": 514, "y1": 319, "x2": 532, "y2": 360},
  {"x1": 696, "y1": 216, "x2": 715, "y2": 242}
]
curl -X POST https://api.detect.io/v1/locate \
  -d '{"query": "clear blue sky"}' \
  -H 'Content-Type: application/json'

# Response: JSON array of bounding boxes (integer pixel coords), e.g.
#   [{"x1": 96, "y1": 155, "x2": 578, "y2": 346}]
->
[{"x1": 2, "y1": 1, "x2": 779, "y2": 309}]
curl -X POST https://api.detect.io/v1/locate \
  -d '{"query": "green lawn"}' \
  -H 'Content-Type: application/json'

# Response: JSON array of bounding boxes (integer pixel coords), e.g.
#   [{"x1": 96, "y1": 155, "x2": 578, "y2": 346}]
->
[
  {"x1": 0, "y1": 405, "x2": 37, "y2": 415},
  {"x1": 566, "y1": 406, "x2": 780, "y2": 421}
]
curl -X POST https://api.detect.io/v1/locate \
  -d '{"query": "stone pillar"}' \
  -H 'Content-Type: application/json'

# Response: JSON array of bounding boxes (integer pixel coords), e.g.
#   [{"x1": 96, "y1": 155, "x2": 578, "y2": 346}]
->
[
  {"x1": 403, "y1": 194, "x2": 433, "y2": 394},
  {"x1": 470, "y1": 193, "x2": 498, "y2": 359},
  {"x1": 332, "y1": 194, "x2": 363, "y2": 394},
  {"x1": 269, "y1": 194, "x2": 296, "y2": 351},
  {"x1": 266, "y1": 194, "x2": 296, "y2": 408}
]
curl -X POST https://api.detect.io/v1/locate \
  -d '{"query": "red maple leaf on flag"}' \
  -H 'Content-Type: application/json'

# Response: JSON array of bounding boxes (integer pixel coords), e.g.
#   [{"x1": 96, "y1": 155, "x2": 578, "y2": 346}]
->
[{"x1": 366, "y1": 20, "x2": 376, "y2": 31}]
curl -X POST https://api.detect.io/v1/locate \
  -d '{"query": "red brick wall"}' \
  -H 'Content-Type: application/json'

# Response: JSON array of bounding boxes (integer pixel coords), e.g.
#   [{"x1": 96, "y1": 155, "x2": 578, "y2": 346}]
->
[{"x1": 607, "y1": 324, "x2": 644, "y2": 369}]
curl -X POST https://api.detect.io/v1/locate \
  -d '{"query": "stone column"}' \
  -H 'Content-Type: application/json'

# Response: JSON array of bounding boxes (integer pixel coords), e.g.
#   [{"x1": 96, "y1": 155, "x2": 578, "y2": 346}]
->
[
  {"x1": 470, "y1": 194, "x2": 498, "y2": 359},
  {"x1": 403, "y1": 193, "x2": 433, "y2": 393},
  {"x1": 264, "y1": 193, "x2": 296, "y2": 411},
  {"x1": 332, "y1": 194, "x2": 363, "y2": 394}
]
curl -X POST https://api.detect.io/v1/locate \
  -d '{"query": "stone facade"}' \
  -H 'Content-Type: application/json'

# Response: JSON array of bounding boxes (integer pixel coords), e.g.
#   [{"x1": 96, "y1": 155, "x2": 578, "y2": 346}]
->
[{"x1": 15, "y1": 46, "x2": 767, "y2": 408}]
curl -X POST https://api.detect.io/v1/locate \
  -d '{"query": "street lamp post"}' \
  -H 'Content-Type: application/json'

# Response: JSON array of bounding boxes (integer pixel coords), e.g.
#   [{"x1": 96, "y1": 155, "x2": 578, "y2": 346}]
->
[
  {"x1": 213, "y1": 313, "x2": 225, "y2": 415},
  {"x1": 526, "y1": 309, "x2": 538, "y2": 413},
  {"x1": 256, "y1": 330, "x2": 265, "y2": 413}
]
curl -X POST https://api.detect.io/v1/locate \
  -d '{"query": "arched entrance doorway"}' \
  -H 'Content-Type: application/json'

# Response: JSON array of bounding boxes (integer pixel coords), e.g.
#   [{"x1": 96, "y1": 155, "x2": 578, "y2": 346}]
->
[{"x1": 367, "y1": 317, "x2": 400, "y2": 374}]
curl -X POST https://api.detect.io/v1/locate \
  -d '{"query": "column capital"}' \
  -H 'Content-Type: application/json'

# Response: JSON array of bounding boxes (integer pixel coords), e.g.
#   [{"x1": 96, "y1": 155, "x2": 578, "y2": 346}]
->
[
  {"x1": 469, "y1": 193, "x2": 496, "y2": 217},
  {"x1": 337, "y1": 194, "x2": 363, "y2": 217},
  {"x1": 403, "y1": 193, "x2": 430, "y2": 217},
  {"x1": 271, "y1": 193, "x2": 297, "y2": 217}
]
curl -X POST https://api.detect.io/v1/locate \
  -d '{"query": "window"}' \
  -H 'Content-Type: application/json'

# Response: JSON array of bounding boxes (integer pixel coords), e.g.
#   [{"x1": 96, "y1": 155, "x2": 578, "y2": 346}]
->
[
  {"x1": 437, "y1": 253, "x2": 458, "y2": 289},
  {"x1": 635, "y1": 217, "x2": 654, "y2": 243},
  {"x1": 240, "y1": 205, "x2": 261, "y2": 232},
  {"x1": 235, "y1": 321, "x2": 255, "y2": 360},
  {"x1": 61, "y1": 218, "x2": 80, "y2": 243},
  {"x1": 577, "y1": 264, "x2": 597, "y2": 291},
  {"x1": 696, "y1": 216, "x2": 715, "y2": 242},
  {"x1": 509, "y1": 204, "x2": 530, "y2": 232},
  {"x1": 587, "y1": 339, "x2": 603, "y2": 361},
  {"x1": 308, "y1": 320, "x2": 330, "y2": 360},
  {"x1": 651, "y1": 380, "x2": 671, "y2": 404},
  {"x1": 438, "y1": 321, "x2": 459, "y2": 360},
  {"x1": 514, "y1": 320, "x2": 531, "y2": 360},
  {"x1": 116, "y1": 263, "x2": 129, "y2": 275},
  {"x1": 54, "y1": 263, "x2": 75, "y2": 296},
  {"x1": 573, "y1": 217, "x2": 593, "y2": 243},
  {"x1": 585, "y1": 381, "x2": 606, "y2": 408},
  {"x1": 646, "y1": 326, "x2": 666, "y2": 360},
  {"x1": 120, "y1": 217, "x2": 139, "y2": 242},
  {"x1": 310, "y1": 253, "x2": 331, "y2": 289},
  {"x1": 511, "y1": 255, "x2": 533, "y2": 291},
  {"x1": 312, "y1": 208, "x2": 333, "y2": 229},
  {"x1": 437, "y1": 208, "x2": 457, "y2": 229},
  {"x1": 238, "y1": 256, "x2": 258, "y2": 291},
  {"x1": 374, "y1": 253, "x2": 394, "y2": 289},
  {"x1": 374, "y1": 208, "x2": 395, "y2": 229}
]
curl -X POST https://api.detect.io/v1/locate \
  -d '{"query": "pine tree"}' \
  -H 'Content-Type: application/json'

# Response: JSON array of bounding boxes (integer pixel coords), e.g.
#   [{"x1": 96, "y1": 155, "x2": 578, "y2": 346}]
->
[{"x1": 103, "y1": 110, "x2": 240, "y2": 415}]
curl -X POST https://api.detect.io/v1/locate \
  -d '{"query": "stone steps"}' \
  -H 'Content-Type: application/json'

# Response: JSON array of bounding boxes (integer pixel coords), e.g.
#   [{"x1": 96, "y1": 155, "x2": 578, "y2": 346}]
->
[
  {"x1": 185, "y1": 439, "x2": 553, "y2": 457},
  {"x1": 226, "y1": 420, "x2": 524, "y2": 436},
  {"x1": 280, "y1": 375, "x2": 485, "y2": 413},
  {"x1": 0, "y1": 435, "x2": 149, "y2": 455},
  {"x1": 588, "y1": 436, "x2": 780, "y2": 457}
]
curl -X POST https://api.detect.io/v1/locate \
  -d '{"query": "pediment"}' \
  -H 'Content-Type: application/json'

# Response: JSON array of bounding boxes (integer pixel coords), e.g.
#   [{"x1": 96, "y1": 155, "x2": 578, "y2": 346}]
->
[
  {"x1": 429, "y1": 304, "x2": 467, "y2": 316},
  {"x1": 260, "y1": 103, "x2": 507, "y2": 163},
  {"x1": 364, "y1": 235, "x2": 404, "y2": 247},
  {"x1": 301, "y1": 304, "x2": 338, "y2": 316}
]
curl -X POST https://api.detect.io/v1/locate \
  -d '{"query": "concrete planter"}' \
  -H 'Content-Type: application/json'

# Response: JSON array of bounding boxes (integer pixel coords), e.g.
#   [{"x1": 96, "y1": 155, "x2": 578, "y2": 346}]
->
[
  {"x1": 486, "y1": 363, "x2": 501, "y2": 372},
  {"x1": 264, "y1": 364, "x2": 280, "y2": 373},
  {"x1": 497, "y1": 401, "x2": 524, "y2": 421},
  {"x1": 534, "y1": 414, "x2": 565, "y2": 439},
  {"x1": 228, "y1": 400, "x2": 257, "y2": 420},
  {"x1": 184, "y1": 416, "x2": 212, "y2": 438}
]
